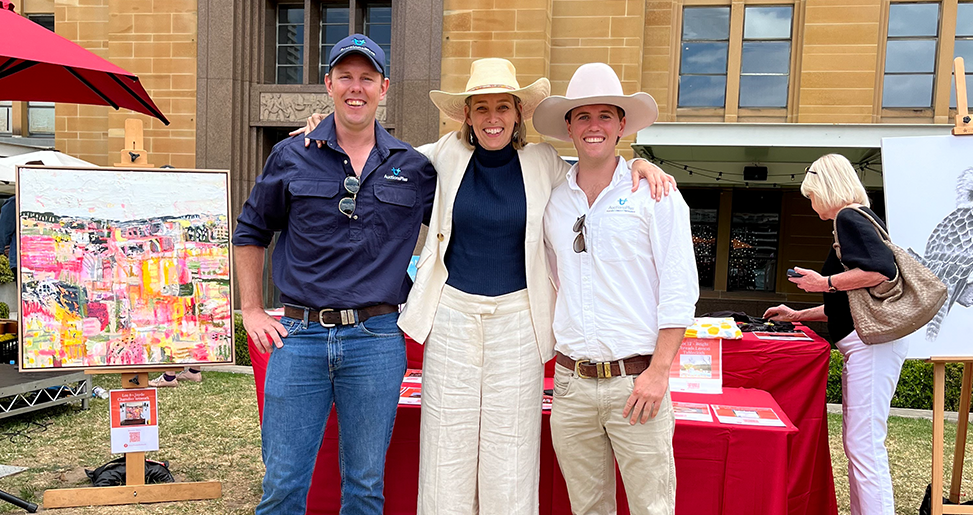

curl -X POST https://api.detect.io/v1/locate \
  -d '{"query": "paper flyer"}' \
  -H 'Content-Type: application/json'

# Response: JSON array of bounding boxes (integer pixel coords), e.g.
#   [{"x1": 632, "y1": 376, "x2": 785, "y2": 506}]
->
[
  {"x1": 751, "y1": 331, "x2": 813, "y2": 341},
  {"x1": 399, "y1": 385, "x2": 422, "y2": 405},
  {"x1": 669, "y1": 338, "x2": 722, "y2": 394},
  {"x1": 672, "y1": 401, "x2": 713, "y2": 422},
  {"x1": 403, "y1": 369, "x2": 422, "y2": 384},
  {"x1": 712, "y1": 405, "x2": 785, "y2": 427},
  {"x1": 109, "y1": 388, "x2": 159, "y2": 454}
]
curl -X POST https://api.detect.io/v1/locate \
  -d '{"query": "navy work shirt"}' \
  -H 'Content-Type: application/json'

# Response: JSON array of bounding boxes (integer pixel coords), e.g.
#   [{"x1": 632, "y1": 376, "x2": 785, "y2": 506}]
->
[{"x1": 232, "y1": 115, "x2": 436, "y2": 309}]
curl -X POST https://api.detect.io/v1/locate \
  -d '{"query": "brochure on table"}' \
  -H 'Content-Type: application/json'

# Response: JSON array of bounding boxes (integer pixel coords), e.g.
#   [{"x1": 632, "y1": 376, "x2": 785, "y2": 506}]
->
[
  {"x1": 712, "y1": 404, "x2": 785, "y2": 427},
  {"x1": 672, "y1": 401, "x2": 714, "y2": 422},
  {"x1": 669, "y1": 337, "x2": 722, "y2": 394},
  {"x1": 109, "y1": 388, "x2": 159, "y2": 453}
]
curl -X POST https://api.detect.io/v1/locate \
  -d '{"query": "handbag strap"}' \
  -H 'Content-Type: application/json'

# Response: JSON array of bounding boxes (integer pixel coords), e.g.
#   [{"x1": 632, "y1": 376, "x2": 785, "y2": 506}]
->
[{"x1": 833, "y1": 205, "x2": 889, "y2": 268}]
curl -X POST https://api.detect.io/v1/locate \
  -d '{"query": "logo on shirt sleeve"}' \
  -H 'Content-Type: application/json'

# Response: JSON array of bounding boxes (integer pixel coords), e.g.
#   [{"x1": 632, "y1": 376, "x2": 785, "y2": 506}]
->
[{"x1": 384, "y1": 167, "x2": 409, "y2": 182}]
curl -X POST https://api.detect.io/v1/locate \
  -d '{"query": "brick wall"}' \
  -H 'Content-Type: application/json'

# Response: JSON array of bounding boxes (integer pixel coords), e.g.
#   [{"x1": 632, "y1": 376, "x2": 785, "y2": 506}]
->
[{"x1": 55, "y1": 0, "x2": 196, "y2": 167}]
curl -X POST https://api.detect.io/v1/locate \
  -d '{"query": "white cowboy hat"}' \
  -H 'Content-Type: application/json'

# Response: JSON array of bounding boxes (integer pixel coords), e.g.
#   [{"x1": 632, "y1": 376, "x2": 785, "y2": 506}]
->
[
  {"x1": 532, "y1": 62, "x2": 658, "y2": 142},
  {"x1": 429, "y1": 58, "x2": 551, "y2": 122}
]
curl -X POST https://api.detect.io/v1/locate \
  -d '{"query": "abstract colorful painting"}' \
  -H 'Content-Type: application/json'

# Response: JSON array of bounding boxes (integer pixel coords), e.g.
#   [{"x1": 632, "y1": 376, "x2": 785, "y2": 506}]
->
[{"x1": 16, "y1": 166, "x2": 233, "y2": 370}]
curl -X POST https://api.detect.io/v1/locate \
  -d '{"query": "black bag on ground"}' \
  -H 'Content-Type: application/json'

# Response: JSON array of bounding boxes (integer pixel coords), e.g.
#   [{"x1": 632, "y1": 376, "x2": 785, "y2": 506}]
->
[
  {"x1": 85, "y1": 457, "x2": 175, "y2": 486},
  {"x1": 920, "y1": 483, "x2": 973, "y2": 514}
]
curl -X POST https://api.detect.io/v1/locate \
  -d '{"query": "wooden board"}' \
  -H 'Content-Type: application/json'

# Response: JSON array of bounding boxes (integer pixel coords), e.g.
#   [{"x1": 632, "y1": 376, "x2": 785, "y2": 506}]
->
[{"x1": 43, "y1": 481, "x2": 221, "y2": 508}]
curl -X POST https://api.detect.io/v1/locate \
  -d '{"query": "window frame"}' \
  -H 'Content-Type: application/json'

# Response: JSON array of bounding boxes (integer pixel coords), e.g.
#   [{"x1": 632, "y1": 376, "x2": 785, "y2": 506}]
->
[
  {"x1": 677, "y1": 6, "x2": 732, "y2": 110},
  {"x1": 738, "y1": 5, "x2": 795, "y2": 109},
  {"x1": 671, "y1": 0, "x2": 802, "y2": 123},
  {"x1": 879, "y1": 2, "x2": 942, "y2": 110}
]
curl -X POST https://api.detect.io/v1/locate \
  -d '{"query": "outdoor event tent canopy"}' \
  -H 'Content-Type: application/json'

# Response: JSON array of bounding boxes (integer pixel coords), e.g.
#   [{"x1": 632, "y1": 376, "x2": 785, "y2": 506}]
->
[
  {"x1": 0, "y1": 150, "x2": 95, "y2": 194},
  {"x1": 0, "y1": 0, "x2": 169, "y2": 125}
]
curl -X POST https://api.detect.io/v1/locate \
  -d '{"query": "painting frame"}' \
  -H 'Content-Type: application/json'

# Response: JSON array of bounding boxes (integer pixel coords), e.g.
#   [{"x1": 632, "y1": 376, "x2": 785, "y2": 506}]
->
[{"x1": 15, "y1": 165, "x2": 234, "y2": 372}]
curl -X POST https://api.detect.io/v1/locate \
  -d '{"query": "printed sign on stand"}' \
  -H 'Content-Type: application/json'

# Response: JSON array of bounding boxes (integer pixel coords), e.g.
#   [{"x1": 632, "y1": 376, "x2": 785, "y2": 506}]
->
[
  {"x1": 109, "y1": 388, "x2": 159, "y2": 453},
  {"x1": 669, "y1": 338, "x2": 722, "y2": 394}
]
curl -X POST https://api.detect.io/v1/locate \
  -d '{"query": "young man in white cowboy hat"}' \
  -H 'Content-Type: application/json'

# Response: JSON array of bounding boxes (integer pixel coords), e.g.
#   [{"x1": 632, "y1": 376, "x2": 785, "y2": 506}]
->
[
  {"x1": 534, "y1": 62, "x2": 699, "y2": 515},
  {"x1": 233, "y1": 33, "x2": 437, "y2": 515}
]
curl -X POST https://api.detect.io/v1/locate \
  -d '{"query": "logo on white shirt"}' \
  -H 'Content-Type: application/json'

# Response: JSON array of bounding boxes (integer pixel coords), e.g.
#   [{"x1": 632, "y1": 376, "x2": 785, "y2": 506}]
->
[{"x1": 606, "y1": 197, "x2": 636, "y2": 213}]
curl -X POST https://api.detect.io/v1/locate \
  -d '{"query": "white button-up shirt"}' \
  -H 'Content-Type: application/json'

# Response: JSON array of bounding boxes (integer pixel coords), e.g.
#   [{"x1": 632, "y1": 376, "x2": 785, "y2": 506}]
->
[{"x1": 543, "y1": 157, "x2": 699, "y2": 362}]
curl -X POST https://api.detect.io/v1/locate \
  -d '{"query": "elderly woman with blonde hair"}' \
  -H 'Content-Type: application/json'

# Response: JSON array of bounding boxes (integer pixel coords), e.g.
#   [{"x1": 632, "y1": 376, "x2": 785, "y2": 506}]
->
[{"x1": 765, "y1": 153, "x2": 905, "y2": 515}]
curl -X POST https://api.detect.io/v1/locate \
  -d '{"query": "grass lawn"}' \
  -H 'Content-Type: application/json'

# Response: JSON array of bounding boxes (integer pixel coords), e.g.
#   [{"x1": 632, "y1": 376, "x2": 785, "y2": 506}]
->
[{"x1": 2, "y1": 371, "x2": 972, "y2": 514}]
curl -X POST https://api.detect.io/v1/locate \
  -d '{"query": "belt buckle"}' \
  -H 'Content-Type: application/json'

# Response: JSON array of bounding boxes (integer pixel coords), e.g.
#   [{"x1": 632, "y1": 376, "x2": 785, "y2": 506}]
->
[
  {"x1": 574, "y1": 359, "x2": 591, "y2": 379},
  {"x1": 318, "y1": 308, "x2": 335, "y2": 328}
]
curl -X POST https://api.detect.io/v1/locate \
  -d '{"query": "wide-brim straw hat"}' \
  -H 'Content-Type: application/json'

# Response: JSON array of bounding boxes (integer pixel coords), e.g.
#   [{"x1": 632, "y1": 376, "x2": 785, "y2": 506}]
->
[
  {"x1": 429, "y1": 58, "x2": 551, "y2": 122},
  {"x1": 533, "y1": 62, "x2": 658, "y2": 142}
]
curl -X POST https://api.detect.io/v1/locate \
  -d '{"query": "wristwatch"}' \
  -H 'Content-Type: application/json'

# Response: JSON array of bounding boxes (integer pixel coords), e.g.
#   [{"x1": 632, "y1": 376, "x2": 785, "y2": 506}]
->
[{"x1": 827, "y1": 276, "x2": 837, "y2": 293}]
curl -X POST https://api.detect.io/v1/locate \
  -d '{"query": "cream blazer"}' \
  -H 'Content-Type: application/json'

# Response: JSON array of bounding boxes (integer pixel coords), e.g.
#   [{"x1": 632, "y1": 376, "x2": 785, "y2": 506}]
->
[{"x1": 398, "y1": 132, "x2": 570, "y2": 363}]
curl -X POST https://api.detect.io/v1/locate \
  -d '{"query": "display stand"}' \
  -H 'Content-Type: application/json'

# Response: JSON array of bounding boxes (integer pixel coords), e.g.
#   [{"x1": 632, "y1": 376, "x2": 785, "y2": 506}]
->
[
  {"x1": 43, "y1": 370, "x2": 221, "y2": 508},
  {"x1": 41, "y1": 119, "x2": 221, "y2": 508},
  {"x1": 929, "y1": 57, "x2": 973, "y2": 515}
]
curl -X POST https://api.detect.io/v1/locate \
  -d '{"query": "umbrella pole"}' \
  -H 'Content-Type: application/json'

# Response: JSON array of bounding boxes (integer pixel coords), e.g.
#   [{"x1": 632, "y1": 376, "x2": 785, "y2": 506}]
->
[{"x1": 0, "y1": 489, "x2": 38, "y2": 512}]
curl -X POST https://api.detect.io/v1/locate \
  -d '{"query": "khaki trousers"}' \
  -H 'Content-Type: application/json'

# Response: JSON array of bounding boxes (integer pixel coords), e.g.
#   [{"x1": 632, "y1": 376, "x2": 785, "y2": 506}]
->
[
  {"x1": 417, "y1": 285, "x2": 544, "y2": 515},
  {"x1": 551, "y1": 363, "x2": 676, "y2": 515}
]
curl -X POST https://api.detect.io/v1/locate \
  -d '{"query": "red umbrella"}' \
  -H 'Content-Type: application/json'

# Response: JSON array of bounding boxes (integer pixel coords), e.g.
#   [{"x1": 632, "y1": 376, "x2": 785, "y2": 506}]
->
[{"x1": 0, "y1": 0, "x2": 169, "y2": 125}]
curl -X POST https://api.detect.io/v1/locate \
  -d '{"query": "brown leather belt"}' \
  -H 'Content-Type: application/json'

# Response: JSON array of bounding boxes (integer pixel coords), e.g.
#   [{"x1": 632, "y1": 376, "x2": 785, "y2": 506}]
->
[
  {"x1": 556, "y1": 351, "x2": 652, "y2": 379},
  {"x1": 284, "y1": 304, "x2": 398, "y2": 327}
]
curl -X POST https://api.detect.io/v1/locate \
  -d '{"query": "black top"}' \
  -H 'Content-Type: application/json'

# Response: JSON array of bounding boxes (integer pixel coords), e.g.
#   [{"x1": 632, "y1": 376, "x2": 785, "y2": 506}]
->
[
  {"x1": 821, "y1": 206, "x2": 897, "y2": 343},
  {"x1": 444, "y1": 142, "x2": 528, "y2": 296}
]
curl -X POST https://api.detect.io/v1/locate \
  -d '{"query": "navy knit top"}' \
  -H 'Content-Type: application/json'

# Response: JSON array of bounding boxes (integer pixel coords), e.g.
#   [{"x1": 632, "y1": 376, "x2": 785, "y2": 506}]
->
[{"x1": 444, "y1": 142, "x2": 528, "y2": 296}]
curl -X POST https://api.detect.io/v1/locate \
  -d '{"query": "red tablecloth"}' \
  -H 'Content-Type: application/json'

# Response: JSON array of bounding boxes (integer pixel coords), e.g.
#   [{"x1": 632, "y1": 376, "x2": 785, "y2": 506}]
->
[
  {"x1": 721, "y1": 327, "x2": 837, "y2": 515},
  {"x1": 250, "y1": 338, "x2": 805, "y2": 515}
]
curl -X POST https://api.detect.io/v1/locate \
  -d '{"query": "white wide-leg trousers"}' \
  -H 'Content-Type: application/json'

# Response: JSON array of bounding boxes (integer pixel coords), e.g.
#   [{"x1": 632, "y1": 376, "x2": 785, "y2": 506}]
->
[
  {"x1": 837, "y1": 330, "x2": 908, "y2": 515},
  {"x1": 416, "y1": 285, "x2": 544, "y2": 515}
]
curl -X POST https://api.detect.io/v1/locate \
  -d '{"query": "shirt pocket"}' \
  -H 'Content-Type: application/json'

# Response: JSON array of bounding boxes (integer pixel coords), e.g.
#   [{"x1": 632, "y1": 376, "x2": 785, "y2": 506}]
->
[
  {"x1": 596, "y1": 214, "x2": 643, "y2": 262},
  {"x1": 373, "y1": 182, "x2": 418, "y2": 240},
  {"x1": 287, "y1": 180, "x2": 341, "y2": 235}
]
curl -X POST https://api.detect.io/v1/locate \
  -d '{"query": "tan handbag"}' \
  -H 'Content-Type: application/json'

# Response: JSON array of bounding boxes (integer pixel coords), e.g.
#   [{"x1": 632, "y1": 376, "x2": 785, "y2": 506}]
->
[{"x1": 833, "y1": 206, "x2": 947, "y2": 345}]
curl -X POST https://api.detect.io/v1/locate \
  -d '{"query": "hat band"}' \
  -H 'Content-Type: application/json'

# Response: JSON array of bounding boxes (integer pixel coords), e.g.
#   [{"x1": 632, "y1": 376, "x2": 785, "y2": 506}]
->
[{"x1": 466, "y1": 84, "x2": 517, "y2": 92}]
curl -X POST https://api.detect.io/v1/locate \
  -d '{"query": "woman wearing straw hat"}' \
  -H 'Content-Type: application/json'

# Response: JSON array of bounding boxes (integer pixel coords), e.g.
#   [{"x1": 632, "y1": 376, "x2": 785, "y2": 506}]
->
[{"x1": 295, "y1": 57, "x2": 674, "y2": 514}]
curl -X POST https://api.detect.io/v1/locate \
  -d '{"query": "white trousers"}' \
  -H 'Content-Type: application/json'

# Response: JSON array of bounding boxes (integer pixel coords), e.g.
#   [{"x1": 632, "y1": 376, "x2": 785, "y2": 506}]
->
[
  {"x1": 550, "y1": 363, "x2": 676, "y2": 515},
  {"x1": 417, "y1": 285, "x2": 544, "y2": 515},
  {"x1": 836, "y1": 330, "x2": 908, "y2": 515}
]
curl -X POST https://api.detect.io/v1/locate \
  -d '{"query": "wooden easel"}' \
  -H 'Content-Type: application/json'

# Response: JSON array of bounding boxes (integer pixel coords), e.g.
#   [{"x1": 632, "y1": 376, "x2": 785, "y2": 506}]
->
[
  {"x1": 42, "y1": 119, "x2": 221, "y2": 508},
  {"x1": 929, "y1": 57, "x2": 973, "y2": 515},
  {"x1": 43, "y1": 370, "x2": 221, "y2": 508}
]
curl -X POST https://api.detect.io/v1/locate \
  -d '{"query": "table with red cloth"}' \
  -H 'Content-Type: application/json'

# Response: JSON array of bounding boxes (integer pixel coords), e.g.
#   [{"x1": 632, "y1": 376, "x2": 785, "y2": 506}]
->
[{"x1": 249, "y1": 325, "x2": 833, "y2": 515}]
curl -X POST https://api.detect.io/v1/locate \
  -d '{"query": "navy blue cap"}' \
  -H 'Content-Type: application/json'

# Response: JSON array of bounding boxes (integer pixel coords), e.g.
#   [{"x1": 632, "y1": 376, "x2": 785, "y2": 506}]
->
[{"x1": 329, "y1": 34, "x2": 385, "y2": 76}]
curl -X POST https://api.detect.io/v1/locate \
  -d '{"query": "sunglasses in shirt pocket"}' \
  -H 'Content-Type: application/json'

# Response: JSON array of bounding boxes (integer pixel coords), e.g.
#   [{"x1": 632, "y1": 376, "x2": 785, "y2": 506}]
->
[{"x1": 287, "y1": 180, "x2": 341, "y2": 235}]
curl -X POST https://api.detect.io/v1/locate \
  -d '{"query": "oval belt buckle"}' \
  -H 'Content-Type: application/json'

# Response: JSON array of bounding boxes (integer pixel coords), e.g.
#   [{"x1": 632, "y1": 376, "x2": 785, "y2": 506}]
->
[{"x1": 318, "y1": 308, "x2": 336, "y2": 328}]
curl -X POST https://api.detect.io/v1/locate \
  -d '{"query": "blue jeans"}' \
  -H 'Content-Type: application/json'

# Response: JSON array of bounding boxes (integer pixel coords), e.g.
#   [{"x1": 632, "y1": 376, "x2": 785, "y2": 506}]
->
[{"x1": 256, "y1": 311, "x2": 407, "y2": 515}]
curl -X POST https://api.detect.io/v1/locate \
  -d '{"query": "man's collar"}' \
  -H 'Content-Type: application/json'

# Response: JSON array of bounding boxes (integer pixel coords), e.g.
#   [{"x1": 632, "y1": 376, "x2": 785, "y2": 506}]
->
[
  {"x1": 568, "y1": 156, "x2": 626, "y2": 190},
  {"x1": 307, "y1": 114, "x2": 409, "y2": 157}
]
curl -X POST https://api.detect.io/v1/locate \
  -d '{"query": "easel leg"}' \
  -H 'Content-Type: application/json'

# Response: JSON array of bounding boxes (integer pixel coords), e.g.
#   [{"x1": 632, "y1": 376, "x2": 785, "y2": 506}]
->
[
  {"x1": 950, "y1": 364, "x2": 973, "y2": 503},
  {"x1": 935, "y1": 362, "x2": 946, "y2": 515}
]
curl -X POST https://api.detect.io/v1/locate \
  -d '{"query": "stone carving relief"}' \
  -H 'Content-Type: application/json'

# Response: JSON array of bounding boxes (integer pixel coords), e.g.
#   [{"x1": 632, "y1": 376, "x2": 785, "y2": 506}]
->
[{"x1": 259, "y1": 93, "x2": 386, "y2": 123}]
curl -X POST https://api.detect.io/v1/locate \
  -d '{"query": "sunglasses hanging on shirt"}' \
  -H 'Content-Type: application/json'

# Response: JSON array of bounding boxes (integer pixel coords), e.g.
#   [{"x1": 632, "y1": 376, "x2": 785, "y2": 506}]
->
[
  {"x1": 573, "y1": 214, "x2": 587, "y2": 253},
  {"x1": 339, "y1": 175, "x2": 361, "y2": 218}
]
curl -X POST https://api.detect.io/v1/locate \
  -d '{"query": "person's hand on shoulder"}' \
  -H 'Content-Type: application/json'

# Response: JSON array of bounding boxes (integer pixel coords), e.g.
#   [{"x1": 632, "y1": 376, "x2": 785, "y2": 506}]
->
[
  {"x1": 630, "y1": 159, "x2": 676, "y2": 201},
  {"x1": 288, "y1": 113, "x2": 328, "y2": 149}
]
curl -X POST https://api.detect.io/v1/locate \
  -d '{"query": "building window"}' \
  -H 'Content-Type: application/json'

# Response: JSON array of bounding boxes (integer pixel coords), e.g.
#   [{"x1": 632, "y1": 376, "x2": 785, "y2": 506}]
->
[
  {"x1": 728, "y1": 190, "x2": 780, "y2": 292},
  {"x1": 0, "y1": 102, "x2": 10, "y2": 134},
  {"x1": 678, "y1": 7, "x2": 730, "y2": 108},
  {"x1": 882, "y1": 3, "x2": 940, "y2": 108},
  {"x1": 739, "y1": 6, "x2": 793, "y2": 108},
  {"x1": 318, "y1": 5, "x2": 349, "y2": 82},
  {"x1": 27, "y1": 13, "x2": 54, "y2": 31},
  {"x1": 28, "y1": 102, "x2": 55, "y2": 135},
  {"x1": 682, "y1": 189, "x2": 721, "y2": 289},
  {"x1": 277, "y1": 4, "x2": 305, "y2": 84},
  {"x1": 952, "y1": 2, "x2": 973, "y2": 108},
  {"x1": 364, "y1": 5, "x2": 391, "y2": 76}
]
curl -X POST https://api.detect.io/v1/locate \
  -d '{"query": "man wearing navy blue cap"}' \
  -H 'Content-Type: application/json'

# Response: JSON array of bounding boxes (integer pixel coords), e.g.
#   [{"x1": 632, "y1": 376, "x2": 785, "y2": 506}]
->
[{"x1": 233, "y1": 33, "x2": 436, "y2": 515}]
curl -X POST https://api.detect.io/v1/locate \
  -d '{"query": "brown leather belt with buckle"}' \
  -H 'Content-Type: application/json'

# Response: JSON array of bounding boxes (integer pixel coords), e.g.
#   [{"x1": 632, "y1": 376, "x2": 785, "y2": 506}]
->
[
  {"x1": 555, "y1": 351, "x2": 653, "y2": 379},
  {"x1": 284, "y1": 304, "x2": 397, "y2": 327}
]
